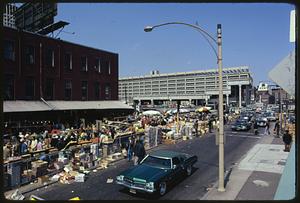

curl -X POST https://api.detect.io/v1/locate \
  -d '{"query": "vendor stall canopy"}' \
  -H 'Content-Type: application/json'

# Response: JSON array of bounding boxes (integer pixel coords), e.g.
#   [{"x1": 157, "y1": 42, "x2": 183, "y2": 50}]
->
[
  {"x1": 3, "y1": 100, "x2": 133, "y2": 113},
  {"x1": 142, "y1": 110, "x2": 162, "y2": 116}
]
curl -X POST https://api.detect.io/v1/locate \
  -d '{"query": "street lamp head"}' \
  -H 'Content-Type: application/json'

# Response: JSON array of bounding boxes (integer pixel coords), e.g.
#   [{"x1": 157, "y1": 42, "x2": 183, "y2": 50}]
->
[{"x1": 144, "y1": 26, "x2": 154, "y2": 32}]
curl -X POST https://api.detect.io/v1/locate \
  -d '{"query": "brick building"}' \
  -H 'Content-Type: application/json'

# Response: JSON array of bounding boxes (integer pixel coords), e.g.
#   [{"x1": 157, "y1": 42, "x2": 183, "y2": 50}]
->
[
  {"x1": 3, "y1": 26, "x2": 132, "y2": 132},
  {"x1": 3, "y1": 26, "x2": 118, "y2": 101}
]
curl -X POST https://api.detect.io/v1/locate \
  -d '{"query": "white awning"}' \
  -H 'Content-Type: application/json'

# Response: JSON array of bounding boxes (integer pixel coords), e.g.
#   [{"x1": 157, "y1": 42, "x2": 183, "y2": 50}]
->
[
  {"x1": 48, "y1": 101, "x2": 133, "y2": 110},
  {"x1": 3, "y1": 100, "x2": 133, "y2": 113},
  {"x1": 3, "y1": 101, "x2": 52, "y2": 112}
]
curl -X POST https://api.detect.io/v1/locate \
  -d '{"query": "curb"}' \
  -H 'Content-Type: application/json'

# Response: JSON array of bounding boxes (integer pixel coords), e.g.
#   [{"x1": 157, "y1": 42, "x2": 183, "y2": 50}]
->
[{"x1": 199, "y1": 166, "x2": 234, "y2": 200}]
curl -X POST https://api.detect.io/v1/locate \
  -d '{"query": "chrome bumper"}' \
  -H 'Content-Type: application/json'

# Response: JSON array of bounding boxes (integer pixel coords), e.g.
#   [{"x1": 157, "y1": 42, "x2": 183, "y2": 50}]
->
[{"x1": 116, "y1": 180, "x2": 155, "y2": 193}]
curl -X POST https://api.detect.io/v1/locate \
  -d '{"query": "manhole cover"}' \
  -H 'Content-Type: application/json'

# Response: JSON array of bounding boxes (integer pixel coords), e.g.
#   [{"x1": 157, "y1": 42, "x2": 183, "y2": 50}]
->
[
  {"x1": 253, "y1": 180, "x2": 269, "y2": 187},
  {"x1": 259, "y1": 160, "x2": 273, "y2": 164},
  {"x1": 277, "y1": 161, "x2": 286, "y2": 166},
  {"x1": 269, "y1": 148, "x2": 280, "y2": 152}
]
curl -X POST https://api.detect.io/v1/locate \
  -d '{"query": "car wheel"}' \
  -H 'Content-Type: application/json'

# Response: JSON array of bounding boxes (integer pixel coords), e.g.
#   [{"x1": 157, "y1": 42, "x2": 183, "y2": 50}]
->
[
  {"x1": 186, "y1": 165, "x2": 192, "y2": 176},
  {"x1": 159, "y1": 182, "x2": 167, "y2": 196}
]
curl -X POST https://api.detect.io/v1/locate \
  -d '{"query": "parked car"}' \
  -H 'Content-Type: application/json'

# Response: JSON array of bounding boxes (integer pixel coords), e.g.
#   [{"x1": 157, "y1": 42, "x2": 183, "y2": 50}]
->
[
  {"x1": 265, "y1": 112, "x2": 277, "y2": 121},
  {"x1": 288, "y1": 115, "x2": 295, "y2": 124},
  {"x1": 256, "y1": 117, "x2": 268, "y2": 127},
  {"x1": 231, "y1": 119, "x2": 251, "y2": 131},
  {"x1": 116, "y1": 150, "x2": 198, "y2": 196}
]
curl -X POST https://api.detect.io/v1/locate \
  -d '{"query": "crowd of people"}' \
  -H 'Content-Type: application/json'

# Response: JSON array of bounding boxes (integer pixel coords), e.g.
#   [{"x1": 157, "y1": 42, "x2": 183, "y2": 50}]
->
[
  {"x1": 3, "y1": 121, "x2": 119, "y2": 162},
  {"x1": 4, "y1": 109, "x2": 293, "y2": 163}
]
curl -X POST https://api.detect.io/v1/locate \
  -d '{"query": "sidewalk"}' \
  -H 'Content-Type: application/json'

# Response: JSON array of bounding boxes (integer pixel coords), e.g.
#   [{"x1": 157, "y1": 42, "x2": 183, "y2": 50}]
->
[{"x1": 201, "y1": 133, "x2": 291, "y2": 200}]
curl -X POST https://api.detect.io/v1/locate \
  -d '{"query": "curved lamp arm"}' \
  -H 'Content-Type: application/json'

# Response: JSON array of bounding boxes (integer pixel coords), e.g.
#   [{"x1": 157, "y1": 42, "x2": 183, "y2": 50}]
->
[{"x1": 144, "y1": 22, "x2": 218, "y2": 59}]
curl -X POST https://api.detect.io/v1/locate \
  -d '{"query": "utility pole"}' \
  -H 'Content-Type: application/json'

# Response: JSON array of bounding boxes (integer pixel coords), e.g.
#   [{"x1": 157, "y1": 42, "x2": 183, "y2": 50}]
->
[{"x1": 279, "y1": 89, "x2": 282, "y2": 134}]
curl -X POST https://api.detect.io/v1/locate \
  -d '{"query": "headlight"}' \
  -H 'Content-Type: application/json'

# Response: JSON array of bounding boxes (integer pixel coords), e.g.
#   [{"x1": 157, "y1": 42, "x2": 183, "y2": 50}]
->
[
  {"x1": 242, "y1": 126, "x2": 246, "y2": 129},
  {"x1": 146, "y1": 182, "x2": 154, "y2": 189},
  {"x1": 117, "y1": 175, "x2": 124, "y2": 181}
]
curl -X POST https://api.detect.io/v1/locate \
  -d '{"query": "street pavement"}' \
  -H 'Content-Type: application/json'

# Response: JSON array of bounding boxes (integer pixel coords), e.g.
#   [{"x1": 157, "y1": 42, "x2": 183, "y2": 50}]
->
[
  {"x1": 201, "y1": 122, "x2": 291, "y2": 200},
  {"x1": 5, "y1": 122, "x2": 288, "y2": 200}
]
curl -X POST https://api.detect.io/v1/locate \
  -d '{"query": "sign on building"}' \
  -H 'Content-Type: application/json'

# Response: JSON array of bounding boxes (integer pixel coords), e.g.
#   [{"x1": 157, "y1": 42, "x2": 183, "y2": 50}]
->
[
  {"x1": 257, "y1": 83, "x2": 269, "y2": 92},
  {"x1": 14, "y1": 3, "x2": 57, "y2": 33}
]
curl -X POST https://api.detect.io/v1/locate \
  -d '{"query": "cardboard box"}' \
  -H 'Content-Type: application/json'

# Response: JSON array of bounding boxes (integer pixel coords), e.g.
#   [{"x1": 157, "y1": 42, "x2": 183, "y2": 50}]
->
[
  {"x1": 23, "y1": 169, "x2": 33, "y2": 177},
  {"x1": 74, "y1": 173, "x2": 85, "y2": 182},
  {"x1": 58, "y1": 157, "x2": 69, "y2": 165},
  {"x1": 54, "y1": 162, "x2": 64, "y2": 170},
  {"x1": 50, "y1": 174, "x2": 60, "y2": 182},
  {"x1": 38, "y1": 176, "x2": 49, "y2": 184}
]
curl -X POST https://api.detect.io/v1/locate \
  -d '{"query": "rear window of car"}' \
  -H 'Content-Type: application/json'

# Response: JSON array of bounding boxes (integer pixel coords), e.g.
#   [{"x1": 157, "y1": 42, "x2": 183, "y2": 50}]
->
[{"x1": 142, "y1": 156, "x2": 171, "y2": 169}]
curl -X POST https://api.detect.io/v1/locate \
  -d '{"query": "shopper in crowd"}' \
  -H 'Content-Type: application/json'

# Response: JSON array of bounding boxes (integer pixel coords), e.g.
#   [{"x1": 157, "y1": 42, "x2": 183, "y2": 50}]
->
[
  {"x1": 127, "y1": 137, "x2": 135, "y2": 162},
  {"x1": 20, "y1": 138, "x2": 28, "y2": 154},
  {"x1": 36, "y1": 138, "x2": 43, "y2": 151},
  {"x1": 283, "y1": 129, "x2": 292, "y2": 152},
  {"x1": 110, "y1": 127, "x2": 116, "y2": 140},
  {"x1": 208, "y1": 118, "x2": 213, "y2": 133},
  {"x1": 133, "y1": 139, "x2": 146, "y2": 165},
  {"x1": 3, "y1": 143, "x2": 12, "y2": 160},
  {"x1": 264, "y1": 120, "x2": 270, "y2": 135},
  {"x1": 194, "y1": 119, "x2": 199, "y2": 137},
  {"x1": 44, "y1": 134, "x2": 51, "y2": 148},
  {"x1": 57, "y1": 136, "x2": 65, "y2": 150},
  {"x1": 31, "y1": 136, "x2": 38, "y2": 151},
  {"x1": 51, "y1": 134, "x2": 59, "y2": 148}
]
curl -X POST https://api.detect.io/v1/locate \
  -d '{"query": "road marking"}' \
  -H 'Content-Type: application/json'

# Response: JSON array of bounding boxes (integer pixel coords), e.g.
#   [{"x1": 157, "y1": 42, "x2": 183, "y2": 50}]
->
[{"x1": 227, "y1": 134, "x2": 261, "y2": 139}]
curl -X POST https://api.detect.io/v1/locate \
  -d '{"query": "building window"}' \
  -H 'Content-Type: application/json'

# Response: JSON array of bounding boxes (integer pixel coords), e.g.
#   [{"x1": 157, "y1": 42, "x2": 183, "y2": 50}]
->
[
  {"x1": 4, "y1": 75, "x2": 14, "y2": 100},
  {"x1": 108, "y1": 61, "x2": 111, "y2": 75},
  {"x1": 64, "y1": 80, "x2": 72, "y2": 100},
  {"x1": 94, "y1": 82, "x2": 100, "y2": 100},
  {"x1": 95, "y1": 58, "x2": 101, "y2": 73},
  {"x1": 25, "y1": 45, "x2": 35, "y2": 65},
  {"x1": 104, "y1": 84, "x2": 111, "y2": 100},
  {"x1": 45, "y1": 78, "x2": 54, "y2": 100},
  {"x1": 45, "y1": 49, "x2": 55, "y2": 67},
  {"x1": 104, "y1": 60, "x2": 110, "y2": 75},
  {"x1": 81, "y1": 56, "x2": 88, "y2": 72},
  {"x1": 64, "y1": 53, "x2": 72, "y2": 70},
  {"x1": 25, "y1": 77, "x2": 35, "y2": 100},
  {"x1": 81, "y1": 81, "x2": 88, "y2": 100},
  {"x1": 4, "y1": 40, "x2": 15, "y2": 61}
]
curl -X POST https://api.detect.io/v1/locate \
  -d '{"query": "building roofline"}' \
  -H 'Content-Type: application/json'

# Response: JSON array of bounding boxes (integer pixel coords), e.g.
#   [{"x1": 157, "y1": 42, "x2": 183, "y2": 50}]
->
[
  {"x1": 119, "y1": 66, "x2": 250, "y2": 80},
  {"x1": 3, "y1": 26, "x2": 118, "y2": 56}
]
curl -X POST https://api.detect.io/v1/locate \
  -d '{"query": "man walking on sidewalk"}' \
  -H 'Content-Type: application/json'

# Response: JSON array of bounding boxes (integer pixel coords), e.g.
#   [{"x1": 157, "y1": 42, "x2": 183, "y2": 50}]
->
[
  {"x1": 273, "y1": 119, "x2": 280, "y2": 138},
  {"x1": 282, "y1": 129, "x2": 292, "y2": 152},
  {"x1": 133, "y1": 139, "x2": 146, "y2": 165}
]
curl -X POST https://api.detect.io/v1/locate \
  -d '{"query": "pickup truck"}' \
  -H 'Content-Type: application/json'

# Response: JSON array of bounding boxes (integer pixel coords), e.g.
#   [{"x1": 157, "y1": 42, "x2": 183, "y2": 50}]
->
[{"x1": 116, "y1": 150, "x2": 197, "y2": 196}]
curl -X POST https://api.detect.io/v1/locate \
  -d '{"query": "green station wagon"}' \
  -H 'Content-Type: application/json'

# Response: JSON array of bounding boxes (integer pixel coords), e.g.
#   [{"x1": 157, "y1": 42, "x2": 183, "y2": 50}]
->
[{"x1": 116, "y1": 150, "x2": 198, "y2": 196}]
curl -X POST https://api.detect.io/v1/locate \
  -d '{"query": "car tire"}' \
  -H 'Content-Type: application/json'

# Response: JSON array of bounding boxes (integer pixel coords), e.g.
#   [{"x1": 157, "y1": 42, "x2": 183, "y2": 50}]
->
[
  {"x1": 186, "y1": 165, "x2": 192, "y2": 176},
  {"x1": 159, "y1": 181, "x2": 167, "y2": 196}
]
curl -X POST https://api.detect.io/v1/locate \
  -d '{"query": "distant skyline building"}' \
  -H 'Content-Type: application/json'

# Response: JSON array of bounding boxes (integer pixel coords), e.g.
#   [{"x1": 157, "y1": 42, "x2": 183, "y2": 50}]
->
[
  {"x1": 119, "y1": 66, "x2": 253, "y2": 108},
  {"x1": 3, "y1": 3, "x2": 18, "y2": 28}
]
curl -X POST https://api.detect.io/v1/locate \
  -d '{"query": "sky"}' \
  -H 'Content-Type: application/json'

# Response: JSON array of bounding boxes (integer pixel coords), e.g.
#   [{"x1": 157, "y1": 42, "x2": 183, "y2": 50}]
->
[{"x1": 53, "y1": 3, "x2": 295, "y2": 86}]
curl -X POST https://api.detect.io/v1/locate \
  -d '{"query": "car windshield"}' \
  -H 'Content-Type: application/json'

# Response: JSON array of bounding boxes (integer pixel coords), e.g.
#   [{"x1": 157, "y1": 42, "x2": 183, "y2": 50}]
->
[
  {"x1": 236, "y1": 120, "x2": 247, "y2": 124},
  {"x1": 142, "y1": 155, "x2": 171, "y2": 169}
]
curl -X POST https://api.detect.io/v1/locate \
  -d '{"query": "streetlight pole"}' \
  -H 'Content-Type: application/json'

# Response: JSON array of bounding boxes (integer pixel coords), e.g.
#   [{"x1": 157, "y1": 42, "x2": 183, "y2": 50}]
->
[
  {"x1": 217, "y1": 24, "x2": 225, "y2": 192},
  {"x1": 144, "y1": 22, "x2": 225, "y2": 191}
]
